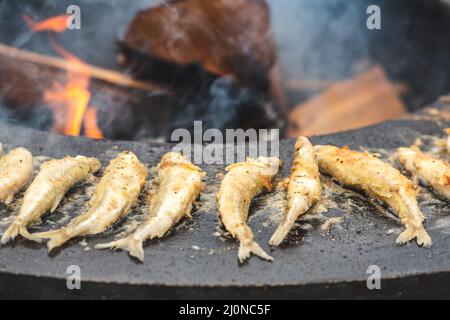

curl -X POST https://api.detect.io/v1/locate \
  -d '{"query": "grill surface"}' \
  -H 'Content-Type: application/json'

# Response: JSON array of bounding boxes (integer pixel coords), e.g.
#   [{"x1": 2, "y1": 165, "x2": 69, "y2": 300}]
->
[{"x1": 1, "y1": 101, "x2": 450, "y2": 299}]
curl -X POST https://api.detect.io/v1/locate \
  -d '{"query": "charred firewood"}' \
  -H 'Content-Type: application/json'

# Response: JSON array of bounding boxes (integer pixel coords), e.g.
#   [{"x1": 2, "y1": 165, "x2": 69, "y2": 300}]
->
[
  {"x1": 118, "y1": 43, "x2": 285, "y2": 136},
  {"x1": 118, "y1": 41, "x2": 218, "y2": 94},
  {"x1": 121, "y1": 0, "x2": 276, "y2": 92},
  {"x1": 118, "y1": 0, "x2": 287, "y2": 135},
  {"x1": 0, "y1": 47, "x2": 177, "y2": 140},
  {"x1": 166, "y1": 76, "x2": 282, "y2": 135}
]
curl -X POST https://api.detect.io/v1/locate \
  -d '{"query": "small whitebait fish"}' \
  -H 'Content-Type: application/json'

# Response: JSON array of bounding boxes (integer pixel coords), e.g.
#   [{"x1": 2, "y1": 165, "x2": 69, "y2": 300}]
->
[
  {"x1": 269, "y1": 137, "x2": 322, "y2": 246},
  {"x1": 1, "y1": 156, "x2": 101, "y2": 244},
  {"x1": 217, "y1": 157, "x2": 281, "y2": 263},
  {"x1": 96, "y1": 152, "x2": 205, "y2": 262},
  {"x1": 0, "y1": 147, "x2": 33, "y2": 205},
  {"x1": 398, "y1": 147, "x2": 450, "y2": 200},
  {"x1": 315, "y1": 145, "x2": 432, "y2": 248},
  {"x1": 34, "y1": 151, "x2": 148, "y2": 252}
]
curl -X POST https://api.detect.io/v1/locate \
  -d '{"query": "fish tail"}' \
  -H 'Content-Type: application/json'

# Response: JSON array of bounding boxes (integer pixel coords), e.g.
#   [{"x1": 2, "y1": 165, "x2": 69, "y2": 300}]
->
[
  {"x1": 19, "y1": 227, "x2": 42, "y2": 243},
  {"x1": 269, "y1": 221, "x2": 294, "y2": 247},
  {"x1": 238, "y1": 239, "x2": 273, "y2": 263},
  {"x1": 396, "y1": 226, "x2": 432, "y2": 248},
  {"x1": 0, "y1": 224, "x2": 40, "y2": 244},
  {"x1": 95, "y1": 237, "x2": 145, "y2": 262},
  {"x1": 269, "y1": 199, "x2": 307, "y2": 247},
  {"x1": 47, "y1": 232, "x2": 72, "y2": 252},
  {"x1": 34, "y1": 229, "x2": 71, "y2": 252},
  {"x1": 1, "y1": 223, "x2": 20, "y2": 244}
]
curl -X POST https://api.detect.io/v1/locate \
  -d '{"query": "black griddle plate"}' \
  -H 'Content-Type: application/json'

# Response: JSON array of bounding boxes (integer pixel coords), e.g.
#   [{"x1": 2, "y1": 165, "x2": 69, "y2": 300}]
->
[{"x1": 1, "y1": 102, "x2": 450, "y2": 300}]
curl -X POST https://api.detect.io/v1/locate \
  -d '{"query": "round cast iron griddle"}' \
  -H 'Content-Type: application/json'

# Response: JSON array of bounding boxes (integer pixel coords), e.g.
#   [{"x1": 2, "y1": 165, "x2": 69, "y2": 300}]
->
[{"x1": 1, "y1": 101, "x2": 450, "y2": 299}]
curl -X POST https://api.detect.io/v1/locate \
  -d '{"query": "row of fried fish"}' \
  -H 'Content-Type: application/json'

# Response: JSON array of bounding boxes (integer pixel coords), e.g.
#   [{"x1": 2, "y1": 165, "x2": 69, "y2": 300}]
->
[
  {"x1": 0, "y1": 148, "x2": 206, "y2": 262},
  {"x1": 217, "y1": 137, "x2": 446, "y2": 262},
  {"x1": 1, "y1": 132, "x2": 450, "y2": 263}
]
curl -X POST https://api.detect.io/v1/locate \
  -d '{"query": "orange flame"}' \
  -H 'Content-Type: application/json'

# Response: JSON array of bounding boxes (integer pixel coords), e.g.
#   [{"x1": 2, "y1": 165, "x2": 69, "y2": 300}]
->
[
  {"x1": 44, "y1": 43, "x2": 103, "y2": 139},
  {"x1": 84, "y1": 108, "x2": 104, "y2": 139},
  {"x1": 23, "y1": 14, "x2": 69, "y2": 33},
  {"x1": 24, "y1": 14, "x2": 104, "y2": 140}
]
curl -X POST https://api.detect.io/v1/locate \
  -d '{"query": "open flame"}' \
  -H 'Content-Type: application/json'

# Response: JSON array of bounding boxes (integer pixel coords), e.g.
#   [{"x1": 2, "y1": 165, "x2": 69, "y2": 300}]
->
[
  {"x1": 45, "y1": 43, "x2": 103, "y2": 139},
  {"x1": 24, "y1": 15, "x2": 104, "y2": 139},
  {"x1": 83, "y1": 107, "x2": 104, "y2": 140},
  {"x1": 23, "y1": 14, "x2": 69, "y2": 33},
  {"x1": 45, "y1": 43, "x2": 91, "y2": 137}
]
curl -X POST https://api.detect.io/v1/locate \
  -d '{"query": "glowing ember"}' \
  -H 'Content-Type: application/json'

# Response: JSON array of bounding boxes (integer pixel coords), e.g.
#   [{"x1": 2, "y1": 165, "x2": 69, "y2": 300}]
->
[{"x1": 23, "y1": 14, "x2": 69, "y2": 33}]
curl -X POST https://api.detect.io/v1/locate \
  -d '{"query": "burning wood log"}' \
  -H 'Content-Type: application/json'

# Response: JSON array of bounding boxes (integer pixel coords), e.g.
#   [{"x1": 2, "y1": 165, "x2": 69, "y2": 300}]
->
[
  {"x1": 288, "y1": 66, "x2": 408, "y2": 137},
  {"x1": 122, "y1": 0, "x2": 276, "y2": 92},
  {"x1": 0, "y1": 43, "x2": 176, "y2": 140},
  {"x1": 0, "y1": 40, "x2": 283, "y2": 140},
  {"x1": 0, "y1": 43, "x2": 168, "y2": 93},
  {"x1": 0, "y1": 1, "x2": 287, "y2": 141},
  {"x1": 117, "y1": 0, "x2": 287, "y2": 135}
]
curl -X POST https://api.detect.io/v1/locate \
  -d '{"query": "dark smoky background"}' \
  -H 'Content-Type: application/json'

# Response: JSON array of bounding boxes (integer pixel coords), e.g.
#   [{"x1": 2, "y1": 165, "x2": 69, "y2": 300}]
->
[
  {"x1": 271, "y1": 0, "x2": 450, "y2": 110},
  {"x1": 0, "y1": 0, "x2": 449, "y2": 139}
]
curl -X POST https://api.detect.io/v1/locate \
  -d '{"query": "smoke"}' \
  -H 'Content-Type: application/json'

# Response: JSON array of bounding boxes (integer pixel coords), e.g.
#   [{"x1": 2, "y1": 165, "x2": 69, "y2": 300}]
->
[
  {"x1": 0, "y1": 97, "x2": 53, "y2": 131},
  {"x1": 1, "y1": 0, "x2": 449, "y2": 140},
  {"x1": 268, "y1": 0, "x2": 370, "y2": 86},
  {"x1": 0, "y1": 0, "x2": 372, "y2": 140},
  {"x1": 269, "y1": 0, "x2": 450, "y2": 109},
  {"x1": 168, "y1": 76, "x2": 273, "y2": 135}
]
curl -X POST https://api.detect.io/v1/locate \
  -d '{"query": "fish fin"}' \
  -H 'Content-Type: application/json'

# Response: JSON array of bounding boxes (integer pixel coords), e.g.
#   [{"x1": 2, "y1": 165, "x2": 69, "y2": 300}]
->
[
  {"x1": 396, "y1": 226, "x2": 432, "y2": 248},
  {"x1": 4, "y1": 194, "x2": 14, "y2": 205},
  {"x1": 262, "y1": 177, "x2": 273, "y2": 192},
  {"x1": 280, "y1": 178, "x2": 290, "y2": 190},
  {"x1": 1, "y1": 223, "x2": 20, "y2": 244},
  {"x1": 238, "y1": 239, "x2": 273, "y2": 263},
  {"x1": 95, "y1": 237, "x2": 145, "y2": 262},
  {"x1": 185, "y1": 204, "x2": 194, "y2": 219},
  {"x1": 46, "y1": 232, "x2": 71, "y2": 252},
  {"x1": 1, "y1": 223, "x2": 41, "y2": 244},
  {"x1": 33, "y1": 229, "x2": 71, "y2": 252},
  {"x1": 50, "y1": 195, "x2": 64, "y2": 213}
]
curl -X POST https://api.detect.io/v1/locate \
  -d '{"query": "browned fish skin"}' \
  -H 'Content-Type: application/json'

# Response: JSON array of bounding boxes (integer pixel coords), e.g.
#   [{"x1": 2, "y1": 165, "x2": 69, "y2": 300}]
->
[
  {"x1": 33, "y1": 151, "x2": 148, "y2": 252},
  {"x1": 96, "y1": 152, "x2": 205, "y2": 262},
  {"x1": 398, "y1": 147, "x2": 450, "y2": 200},
  {"x1": 0, "y1": 147, "x2": 33, "y2": 205},
  {"x1": 269, "y1": 137, "x2": 321, "y2": 246},
  {"x1": 218, "y1": 157, "x2": 281, "y2": 262},
  {"x1": 1, "y1": 156, "x2": 101, "y2": 244},
  {"x1": 315, "y1": 145, "x2": 432, "y2": 248}
]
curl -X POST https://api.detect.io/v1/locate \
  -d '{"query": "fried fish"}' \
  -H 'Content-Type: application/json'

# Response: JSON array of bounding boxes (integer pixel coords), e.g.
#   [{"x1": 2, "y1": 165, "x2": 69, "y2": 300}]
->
[{"x1": 315, "y1": 145, "x2": 432, "y2": 248}]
